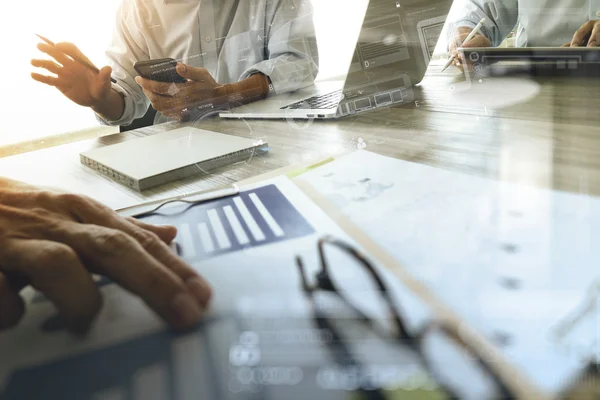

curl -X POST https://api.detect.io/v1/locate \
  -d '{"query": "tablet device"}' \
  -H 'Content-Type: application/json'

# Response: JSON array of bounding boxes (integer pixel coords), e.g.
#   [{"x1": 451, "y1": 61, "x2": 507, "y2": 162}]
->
[
  {"x1": 80, "y1": 127, "x2": 268, "y2": 191},
  {"x1": 459, "y1": 46, "x2": 600, "y2": 65}
]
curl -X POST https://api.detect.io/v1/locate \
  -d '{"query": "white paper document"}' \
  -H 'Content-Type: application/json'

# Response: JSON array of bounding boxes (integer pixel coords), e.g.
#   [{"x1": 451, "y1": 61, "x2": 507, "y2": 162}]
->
[
  {"x1": 297, "y1": 150, "x2": 600, "y2": 396},
  {"x1": 0, "y1": 177, "x2": 440, "y2": 400},
  {"x1": 0, "y1": 142, "x2": 146, "y2": 210}
]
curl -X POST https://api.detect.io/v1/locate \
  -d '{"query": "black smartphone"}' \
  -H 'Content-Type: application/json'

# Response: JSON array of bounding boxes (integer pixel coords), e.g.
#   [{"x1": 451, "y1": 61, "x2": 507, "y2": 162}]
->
[{"x1": 134, "y1": 58, "x2": 187, "y2": 83}]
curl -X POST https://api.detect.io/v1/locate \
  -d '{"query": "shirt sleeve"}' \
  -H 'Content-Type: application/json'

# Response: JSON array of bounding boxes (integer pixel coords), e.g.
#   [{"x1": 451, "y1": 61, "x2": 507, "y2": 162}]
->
[
  {"x1": 447, "y1": 0, "x2": 519, "y2": 47},
  {"x1": 591, "y1": 0, "x2": 600, "y2": 19},
  {"x1": 96, "y1": 0, "x2": 152, "y2": 127},
  {"x1": 240, "y1": 0, "x2": 319, "y2": 95}
]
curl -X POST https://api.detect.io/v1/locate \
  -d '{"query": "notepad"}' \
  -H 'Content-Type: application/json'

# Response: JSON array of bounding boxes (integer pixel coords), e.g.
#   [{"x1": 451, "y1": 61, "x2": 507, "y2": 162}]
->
[{"x1": 80, "y1": 127, "x2": 268, "y2": 191}]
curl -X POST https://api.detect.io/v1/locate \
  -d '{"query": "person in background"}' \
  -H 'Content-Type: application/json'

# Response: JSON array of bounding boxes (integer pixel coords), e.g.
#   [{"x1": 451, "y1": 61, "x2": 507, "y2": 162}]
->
[
  {"x1": 447, "y1": 0, "x2": 600, "y2": 67},
  {"x1": 30, "y1": 0, "x2": 319, "y2": 125},
  {"x1": 0, "y1": 177, "x2": 211, "y2": 332}
]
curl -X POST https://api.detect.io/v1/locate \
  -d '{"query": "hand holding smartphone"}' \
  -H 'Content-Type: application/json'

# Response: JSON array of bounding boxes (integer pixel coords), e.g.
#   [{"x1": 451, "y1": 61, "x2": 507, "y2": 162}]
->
[{"x1": 134, "y1": 58, "x2": 187, "y2": 83}]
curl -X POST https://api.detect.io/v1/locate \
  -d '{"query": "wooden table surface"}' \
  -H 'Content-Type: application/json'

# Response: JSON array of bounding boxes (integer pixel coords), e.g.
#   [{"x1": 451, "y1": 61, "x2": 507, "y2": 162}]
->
[
  {"x1": 2, "y1": 60, "x2": 600, "y2": 398},
  {"x1": 3, "y1": 61, "x2": 600, "y2": 206}
]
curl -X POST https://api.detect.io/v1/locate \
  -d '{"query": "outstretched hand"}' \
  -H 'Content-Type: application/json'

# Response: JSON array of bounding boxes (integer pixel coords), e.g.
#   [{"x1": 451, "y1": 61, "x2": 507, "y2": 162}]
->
[{"x1": 31, "y1": 42, "x2": 113, "y2": 107}]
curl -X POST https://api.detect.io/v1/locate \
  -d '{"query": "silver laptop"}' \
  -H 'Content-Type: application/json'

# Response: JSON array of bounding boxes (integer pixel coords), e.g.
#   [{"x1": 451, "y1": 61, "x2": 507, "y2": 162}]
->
[{"x1": 220, "y1": 0, "x2": 453, "y2": 120}]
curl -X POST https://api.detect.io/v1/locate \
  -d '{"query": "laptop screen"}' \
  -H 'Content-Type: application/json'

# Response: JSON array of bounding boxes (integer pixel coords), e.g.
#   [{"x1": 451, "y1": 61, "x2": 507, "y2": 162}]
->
[{"x1": 342, "y1": 0, "x2": 453, "y2": 99}]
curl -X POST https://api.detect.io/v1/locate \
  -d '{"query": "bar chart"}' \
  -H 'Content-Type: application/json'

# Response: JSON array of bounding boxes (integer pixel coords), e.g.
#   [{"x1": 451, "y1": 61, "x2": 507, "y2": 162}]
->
[{"x1": 143, "y1": 184, "x2": 315, "y2": 261}]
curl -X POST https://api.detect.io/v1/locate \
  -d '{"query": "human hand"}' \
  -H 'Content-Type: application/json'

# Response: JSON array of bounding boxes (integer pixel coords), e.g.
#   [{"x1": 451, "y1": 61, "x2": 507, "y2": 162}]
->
[
  {"x1": 567, "y1": 20, "x2": 600, "y2": 47},
  {"x1": 135, "y1": 63, "x2": 229, "y2": 121},
  {"x1": 448, "y1": 27, "x2": 491, "y2": 69},
  {"x1": 0, "y1": 178, "x2": 212, "y2": 333},
  {"x1": 31, "y1": 42, "x2": 113, "y2": 108}
]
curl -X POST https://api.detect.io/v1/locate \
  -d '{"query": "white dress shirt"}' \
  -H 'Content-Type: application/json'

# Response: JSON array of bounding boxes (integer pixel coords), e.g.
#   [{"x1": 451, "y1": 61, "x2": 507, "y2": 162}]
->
[
  {"x1": 99, "y1": 0, "x2": 319, "y2": 126},
  {"x1": 450, "y1": 0, "x2": 600, "y2": 47}
]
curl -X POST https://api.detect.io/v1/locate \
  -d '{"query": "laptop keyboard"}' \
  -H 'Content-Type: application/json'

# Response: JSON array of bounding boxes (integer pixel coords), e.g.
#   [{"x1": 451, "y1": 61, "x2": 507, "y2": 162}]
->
[{"x1": 280, "y1": 89, "x2": 343, "y2": 110}]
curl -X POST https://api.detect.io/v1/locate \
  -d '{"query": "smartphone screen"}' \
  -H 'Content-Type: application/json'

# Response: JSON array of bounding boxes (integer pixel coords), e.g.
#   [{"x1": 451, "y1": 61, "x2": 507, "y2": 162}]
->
[{"x1": 134, "y1": 58, "x2": 187, "y2": 83}]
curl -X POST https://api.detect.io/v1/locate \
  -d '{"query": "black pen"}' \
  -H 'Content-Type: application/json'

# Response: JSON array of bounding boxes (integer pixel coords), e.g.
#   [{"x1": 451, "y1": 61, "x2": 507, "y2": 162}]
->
[{"x1": 35, "y1": 34, "x2": 117, "y2": 83}]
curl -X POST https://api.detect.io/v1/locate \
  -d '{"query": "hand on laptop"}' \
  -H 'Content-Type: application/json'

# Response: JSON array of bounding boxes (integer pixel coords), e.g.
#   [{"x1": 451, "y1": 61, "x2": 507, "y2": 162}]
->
[
  {"x1": 449, "y1": 27, "x2": 491, "y2": 69},
  {"x1": 565, "y1": 20, "x2": 600, "y2": 47},
  {"x1": 135, "y1": 63, "x2": 228, "y2": 121},
  {"x1": 0, "y1": 178, "x2": 212, "y2": 333}
]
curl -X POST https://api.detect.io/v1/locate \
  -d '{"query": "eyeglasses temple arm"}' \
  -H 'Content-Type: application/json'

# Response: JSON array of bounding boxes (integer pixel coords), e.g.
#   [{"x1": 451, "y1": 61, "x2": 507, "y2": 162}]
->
[{"x1": 295, "y1": 256, "x2": 312, "y2": 293}]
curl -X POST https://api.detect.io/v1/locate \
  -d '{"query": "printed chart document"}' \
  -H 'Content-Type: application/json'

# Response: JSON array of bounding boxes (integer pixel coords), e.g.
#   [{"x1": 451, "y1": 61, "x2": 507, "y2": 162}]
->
[
  {"x1": 1, "y1": 177, "x2": 449, "y2": 400},
  {"x1": 295, "y1": 150, "x2": 600, "y2": 397}
]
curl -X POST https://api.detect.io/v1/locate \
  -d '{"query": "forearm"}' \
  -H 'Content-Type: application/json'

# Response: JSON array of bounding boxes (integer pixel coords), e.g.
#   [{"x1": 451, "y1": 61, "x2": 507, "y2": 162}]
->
[
  {"x1": 91, "y1": 88, "x2": 126, "y2": 122},
  {"x1": 222, "y1": 73, "x2": 270, "y2": 106}
]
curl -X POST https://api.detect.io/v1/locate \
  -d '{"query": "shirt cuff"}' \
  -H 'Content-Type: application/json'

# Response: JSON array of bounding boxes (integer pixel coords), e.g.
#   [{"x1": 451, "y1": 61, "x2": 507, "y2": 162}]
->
[
  {"x1": 590, "y1": 0, "x2": 600, "y2": 19},
  {"x1": 94, "y1": 83, "x2": 136, "y2": 127}
]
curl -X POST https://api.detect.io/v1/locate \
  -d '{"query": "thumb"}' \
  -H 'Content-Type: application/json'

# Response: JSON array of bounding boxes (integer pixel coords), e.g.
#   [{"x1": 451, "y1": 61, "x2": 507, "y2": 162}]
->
[
  {"x1": 99, "y1": 66, "x2": 112, "y2": 83},
  {"x1": 176, "y1": 63, "x2": 202, "y2": 81},
  {"x1": 91, "y1": 66, "x2": 112, "y2": 100}
]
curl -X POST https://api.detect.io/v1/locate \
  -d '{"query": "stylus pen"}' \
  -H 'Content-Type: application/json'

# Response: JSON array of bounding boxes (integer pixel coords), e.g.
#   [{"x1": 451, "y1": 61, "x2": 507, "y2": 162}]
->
[
  {"x1": 35, "y1": 34, "x2": 118, "y2": 83},
  {"x1": 441, "y1": 18, "x2": 487, "y2": 72}
]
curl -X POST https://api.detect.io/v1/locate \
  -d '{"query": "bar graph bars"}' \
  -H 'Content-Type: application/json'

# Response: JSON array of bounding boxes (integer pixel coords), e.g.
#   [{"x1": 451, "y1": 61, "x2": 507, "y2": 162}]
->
[{"x1": 142, "y1": 184, "x2": 314, "y2": 261}]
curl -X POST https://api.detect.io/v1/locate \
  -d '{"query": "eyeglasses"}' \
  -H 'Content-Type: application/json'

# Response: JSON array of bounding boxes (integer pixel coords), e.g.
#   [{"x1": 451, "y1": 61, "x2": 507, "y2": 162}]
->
[{"x1": 296, "y1": 236, "x2": 513, "y2": 399}]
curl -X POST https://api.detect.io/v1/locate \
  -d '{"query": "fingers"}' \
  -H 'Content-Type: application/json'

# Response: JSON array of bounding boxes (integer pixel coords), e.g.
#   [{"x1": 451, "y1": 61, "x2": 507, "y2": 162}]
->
[
  {"x1": 135, "y1": 76, "x2": 177, "y2": 95},
  {"x1": 141, "y1": 89, "x2": 182, "y2": 119},
  {"x1": 61, "y1": 197, "x2": 210, "y2": 306},
  {"x1": 1, "y1": 239, "x2": 102, "y2": 333},
  {"x1": 449, "y1": 27, "x2": 472, "y2": 51},
  {"x1": 31, "y1": 59, "x2": 62, "y2": 75},
  {"x1": 50, "y1": 221, "x2": 207, "y2": 329},
  {"x1": 143, "y1": 89, "x2": 181, "y2": 117},
  {"x1": 116, "y1": 220, "x2": 211, "y2": 305},
  {"x1": 36, "y1": 43, "x2": 72, "y2": 66},
  {"x1": 461, "y1": 34, "x2": 490, "y2": 49},
  {"x1": 588, "y1": 22, "x2": 600, "y2": 47},
  {"x1": 55, "y1": 42, "x2": 95, "y2": 67},
  {"x1": 175, "y1": 63, "x2": 211, "y2": 83},
  {"x1": 144, "y1": 88, "x2": 174, "y2": 107},
  {"x1": 448, "y1": 27, "x2": 490, "y2": 62},
  {"x1": 561, "y1": 42, "x2": 571, "y2": 47},
  {"x1": 125, "y1": 217, "x2": 178, "y2": 243},
  {"x1": 571, "y1": 21, "x2": 595, "y2": 47},
  {"x1": 31, "y1": 72, "x2": 59, "y2": 87},
  {"x1": 0, "y1": 271, "x2": 25, "y2": 330}
]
